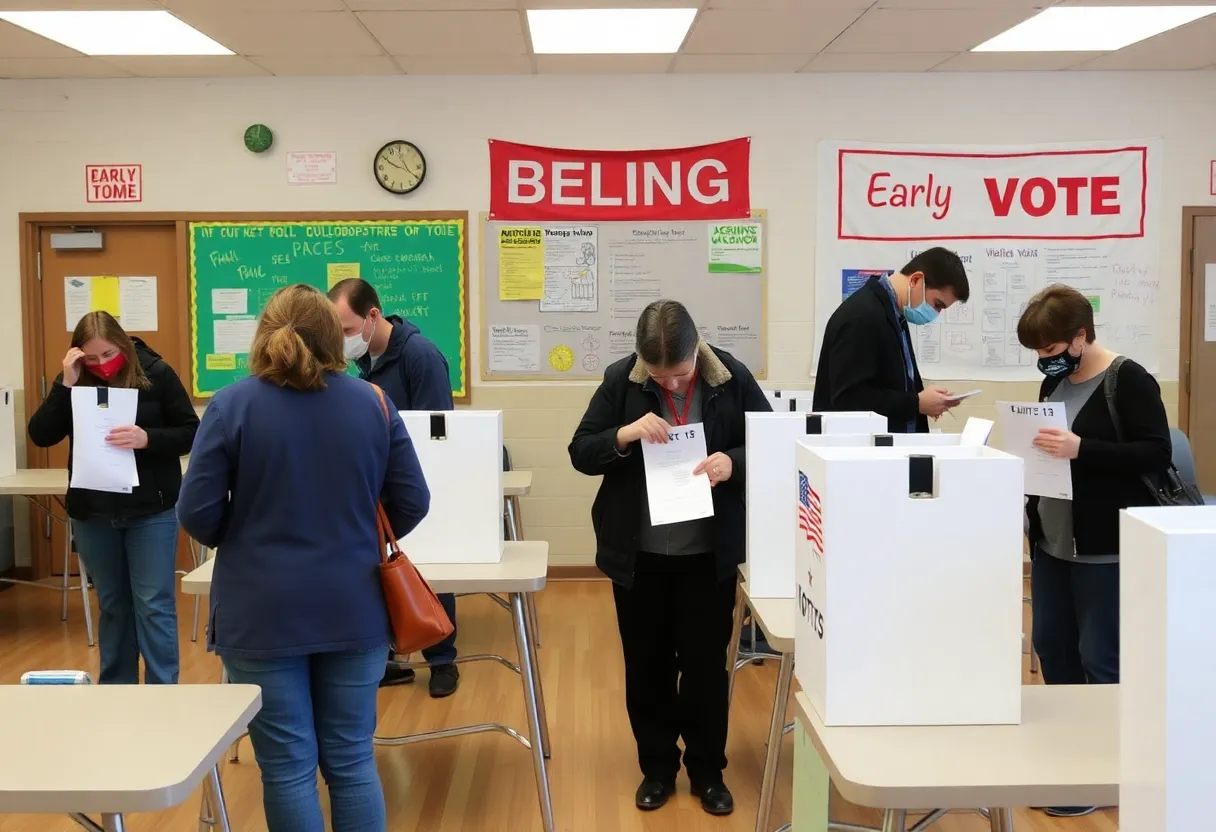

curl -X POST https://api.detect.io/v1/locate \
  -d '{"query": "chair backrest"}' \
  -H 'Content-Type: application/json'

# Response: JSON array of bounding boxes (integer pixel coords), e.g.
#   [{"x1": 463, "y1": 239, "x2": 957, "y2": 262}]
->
[
  {"x1": 1170, "y1": 427, "x2": 1199, "y2": 487},
  {"x1": 502, "y1": 444, "x2": 513, "y2": 472}
]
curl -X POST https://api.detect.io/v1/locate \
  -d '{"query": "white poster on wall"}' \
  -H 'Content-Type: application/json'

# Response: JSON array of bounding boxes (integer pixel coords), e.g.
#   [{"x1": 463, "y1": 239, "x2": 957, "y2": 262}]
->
[{"x1": 814, "y1": 139, "x2": 1163, "y2": 380}]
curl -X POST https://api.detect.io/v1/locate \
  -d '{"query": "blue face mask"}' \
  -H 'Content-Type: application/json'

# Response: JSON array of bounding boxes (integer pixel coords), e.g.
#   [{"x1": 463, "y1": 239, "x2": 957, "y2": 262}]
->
[{"x1": 905, "y1": 281, "x2": 938, "y2": 326}]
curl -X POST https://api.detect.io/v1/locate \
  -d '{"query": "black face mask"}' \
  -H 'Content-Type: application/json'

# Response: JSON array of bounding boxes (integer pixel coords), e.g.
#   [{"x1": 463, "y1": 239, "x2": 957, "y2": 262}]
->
[{"x1": 1037, "y1": 348, "x2": 1082, "y2": 378}]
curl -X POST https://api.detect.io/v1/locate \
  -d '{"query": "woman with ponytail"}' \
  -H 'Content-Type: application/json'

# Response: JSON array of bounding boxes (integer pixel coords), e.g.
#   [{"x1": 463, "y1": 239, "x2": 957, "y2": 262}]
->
[{"x1": 178, "y1": 284, "x2": 432, "y2": 832}]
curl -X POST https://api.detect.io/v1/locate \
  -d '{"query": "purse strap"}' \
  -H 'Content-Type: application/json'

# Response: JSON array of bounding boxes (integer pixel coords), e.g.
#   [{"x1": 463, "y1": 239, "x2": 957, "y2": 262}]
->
[
  {"x1": 370, "y1": 384, "x2": 404, "y2": 564},
  {"x1": 1100, "y1": 355, "x2": 1128, "y2": 442}
]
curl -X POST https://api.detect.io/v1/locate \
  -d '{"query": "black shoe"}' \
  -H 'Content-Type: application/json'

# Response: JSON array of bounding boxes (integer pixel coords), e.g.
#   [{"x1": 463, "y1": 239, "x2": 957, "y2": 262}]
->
[
  {"x1": 379, "y1": 665, "x2": 415, "y2": 688},
  {"x1": 429, "y1": 664, "x2": 460, "y2": 698},
  {"x1": 634, "y1": 778, "x2": 674, "y2": 811},
  {"x1": 1042, "y1": 806, "x2": 1098, "y2": 818},
  {"x1": 690, "y1": 782, "x2": 734, "y2": 816}
]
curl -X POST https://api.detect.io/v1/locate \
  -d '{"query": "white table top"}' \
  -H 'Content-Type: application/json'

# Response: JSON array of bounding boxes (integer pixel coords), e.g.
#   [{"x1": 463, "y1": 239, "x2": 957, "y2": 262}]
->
[
  {"x1": 0, "y1": 684, "x2": 261, "y2": 814},
  {"x1": 794, "y1": 685, "x2": 1118, "y2": 809},
  {"x1": 503, "y1": 470, "x2": 532, "y2": 496},
  {"x1": 183, "y1": 540, "x2": 549, "y2": 597},
  {"x1": 739, "y1": 580, "x2": 794, "y2": 653}
]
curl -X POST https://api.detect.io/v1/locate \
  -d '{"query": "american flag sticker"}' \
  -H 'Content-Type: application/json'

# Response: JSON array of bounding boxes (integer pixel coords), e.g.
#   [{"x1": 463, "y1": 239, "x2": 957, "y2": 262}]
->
[{"x1": 798, "y1": 471, "x2": 824, "y2": 557}]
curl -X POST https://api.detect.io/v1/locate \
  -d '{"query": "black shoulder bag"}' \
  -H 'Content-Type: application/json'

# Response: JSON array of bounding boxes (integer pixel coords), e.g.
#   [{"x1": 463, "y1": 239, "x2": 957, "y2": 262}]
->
[{"x1": 1102, "y1": 355, "x2": 1203, "y2": 507}]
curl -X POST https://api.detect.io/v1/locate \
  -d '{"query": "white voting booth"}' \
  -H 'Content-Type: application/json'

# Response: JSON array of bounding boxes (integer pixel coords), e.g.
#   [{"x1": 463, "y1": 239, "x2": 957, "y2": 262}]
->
[
  {"x1": 794, "y1": 443, "x2": 1024, "y2": 726},
  {"x1": 0, "y1": 387, "x2": 14, "y2": 478},
  {"x1": 761, "y1": 389, "x2": 812, "y2": 412},
  {"x1": 1120, "y1": 507, "x2": 1216, "y2": 831},
  {"x1": 745, "y1": 412, "x2": 967, "y2": 599},
  {"x1": 395, "y1": 410, "x2": 504, "y2": 564}
]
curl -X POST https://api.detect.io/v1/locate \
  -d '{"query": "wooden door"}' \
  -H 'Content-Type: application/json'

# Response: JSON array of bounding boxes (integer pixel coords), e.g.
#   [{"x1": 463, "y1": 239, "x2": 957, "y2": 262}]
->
[
  {"x1": 29, "y1": 224, "x2": 193, "y2": 577},
  {"x1": 1187, "y1": 215, "x2": 1216, "y2": 492}
]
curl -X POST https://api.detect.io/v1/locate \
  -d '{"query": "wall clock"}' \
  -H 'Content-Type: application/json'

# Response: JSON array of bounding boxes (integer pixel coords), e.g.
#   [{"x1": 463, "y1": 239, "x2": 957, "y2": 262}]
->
[
  {"x1": 244, "y1": 124, "x2": 273, "y2": 154},
  {"x1": 374, "y1": 140, "x2": 426, "y2": 195}
]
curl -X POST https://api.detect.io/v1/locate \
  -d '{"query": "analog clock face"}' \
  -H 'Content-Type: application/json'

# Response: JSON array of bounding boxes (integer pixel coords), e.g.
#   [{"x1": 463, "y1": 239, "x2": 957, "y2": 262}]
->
[{"x1": 375, "y1": 141, "x2": 426, "y2": 194}]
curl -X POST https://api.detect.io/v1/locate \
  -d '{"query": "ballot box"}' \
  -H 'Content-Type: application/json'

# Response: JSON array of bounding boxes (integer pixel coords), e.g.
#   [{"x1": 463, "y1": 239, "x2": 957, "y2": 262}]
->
[
  {"x1": 0, "y1": 387, "x2": 14, "y2": 478},
  {"x1": 396, "y1": 410, "x2": 504, "y2": 564},
  {"x1": 794, "y1": 443, "x2": 1024, "y2": 726},
  {"x1": 1120, "y1": 507, "x2": 1216, "y2": 831},
  {"x1": 746, "y1": 411, "x2": 889, "y2": 598}
]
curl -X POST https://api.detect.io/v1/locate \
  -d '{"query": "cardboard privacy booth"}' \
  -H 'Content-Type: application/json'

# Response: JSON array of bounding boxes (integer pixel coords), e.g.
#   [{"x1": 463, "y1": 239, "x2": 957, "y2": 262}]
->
[
  {"x1": 0, "y1": 387, "x2": 14, "y2": 478},
  {"x1": 396, "y1": 410, "x2": 504, "y2": 564},
  {"x1": 794, "y1": 443, "x2": 1024, "y2": 726},
  {"x1": 1120, "y1": 506, "x2": 1216, "y2": 832},
  {"x1": 746, "y1": 411, "x2": 929, "y2": 599}
]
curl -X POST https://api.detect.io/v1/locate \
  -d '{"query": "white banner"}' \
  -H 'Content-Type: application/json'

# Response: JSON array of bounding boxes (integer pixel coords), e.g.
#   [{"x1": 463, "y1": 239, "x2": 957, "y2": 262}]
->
[{"x1": 816, "y1": 139, "x2": 1163, "y2": 381}]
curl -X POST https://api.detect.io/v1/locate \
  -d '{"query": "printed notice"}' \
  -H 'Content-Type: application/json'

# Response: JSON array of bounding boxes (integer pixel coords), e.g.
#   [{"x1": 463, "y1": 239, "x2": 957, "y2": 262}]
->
[
  {"x1": 488, "y1": 324, "x2": 540, "y2": 373},
  {"x1": 117, "y1": 277, "x2": 157, "y2": 331},
  {"x1": 327, "y1": 263, "x2": 360, "y2": 290},
  {"x1": 498, "y1": 227, "x2": 544, "y2": 300},
  {"x1": 1205, "y1": 263, "x2": 1216, "y2": 342},
  {"x1": 91, "y1": 277, "x2": 120, "y2": 318},
  {"x1": 641, "y1": 422, "x2": 715, "y2": 526},
  {"x1": 65, "y1": 276, "x2": 156, "y2": 332},
  {"x1": 212, "y1": 288, "x2": 248, "y2": 316},
  {"x1": 541, "y1": 226, "x2": 598, "y2": 312},
  {"x1": 64, "y1": 278, "x2": 91, "y2": 332},
  {"x1": 214, "y1": 316, "x2": 258, "y2": 355},
  {"x1": 997, "y1": 401, "x2": 1073, "y2": 499},
  {"x1": 708, "y1": 222, "x2": 762, "y2": 273}
]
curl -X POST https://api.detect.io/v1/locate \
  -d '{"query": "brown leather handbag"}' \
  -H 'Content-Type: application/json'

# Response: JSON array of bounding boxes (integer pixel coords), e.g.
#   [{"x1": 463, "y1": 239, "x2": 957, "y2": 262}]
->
[{"x1": 371, "y1": 385, "x2": 454, "y2": 654}]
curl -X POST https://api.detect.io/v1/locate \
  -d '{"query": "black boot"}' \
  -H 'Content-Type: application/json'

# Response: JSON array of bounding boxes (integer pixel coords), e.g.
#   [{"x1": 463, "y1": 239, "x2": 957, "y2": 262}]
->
[{"x1": 634, "y1": 778, "x2": 675, "y2": 811}]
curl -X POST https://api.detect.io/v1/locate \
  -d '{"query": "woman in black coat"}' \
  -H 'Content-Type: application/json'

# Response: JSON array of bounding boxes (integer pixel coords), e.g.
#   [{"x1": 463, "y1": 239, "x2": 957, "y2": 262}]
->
[{"x1": 568, "y1": 299, "x2": 771, "y2": 816}]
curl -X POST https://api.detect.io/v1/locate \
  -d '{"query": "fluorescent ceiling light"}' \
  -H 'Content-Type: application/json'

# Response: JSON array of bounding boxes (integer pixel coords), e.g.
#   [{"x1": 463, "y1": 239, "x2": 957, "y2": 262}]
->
[
  {"x1": 527, "y1": 8, "x2": 697, "y2": 54},
  {"x1": 972, "y1": 5, "x2": 1216, "y2": 52},
  {"x1": 0, "y1": 10, "x2": 233, "y2": 56}
]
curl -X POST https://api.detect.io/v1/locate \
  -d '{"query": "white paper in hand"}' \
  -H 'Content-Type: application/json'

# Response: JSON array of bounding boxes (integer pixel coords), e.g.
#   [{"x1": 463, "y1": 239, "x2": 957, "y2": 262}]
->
[
  {"x1": 996, "y1": 401, "x2": 1073, "y2": 499},
  {"x1": 641, "y1": 421, "x2": 715, "y2": 526},
  {"x1": 70, "y1": 386, "x2": 139, "y2": 494},
  {"x1": 960, "y1": 417, "x2": 994, "y2": 446}
]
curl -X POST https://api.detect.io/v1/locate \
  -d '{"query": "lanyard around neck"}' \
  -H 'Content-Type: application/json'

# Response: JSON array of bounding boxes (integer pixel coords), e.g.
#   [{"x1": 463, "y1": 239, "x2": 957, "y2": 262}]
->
[{"x1": 660, "y1": 371, "x2": 697, "y2": 427}]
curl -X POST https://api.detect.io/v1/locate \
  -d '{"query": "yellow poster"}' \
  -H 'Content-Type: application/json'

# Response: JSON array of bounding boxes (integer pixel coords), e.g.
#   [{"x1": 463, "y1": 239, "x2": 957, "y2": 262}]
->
[
  {"x1": 206, "y1": 354, "x2": 237, "y2": 370},
  {"x1": 90, "y1": 276, "x2": 121, "y2": 317},
  {"x1": 327, "y1": 263, "x2": 360, "y2": 289},
  {"x1": 498, "y1": 227, "x2": 544, "y2": 300}
]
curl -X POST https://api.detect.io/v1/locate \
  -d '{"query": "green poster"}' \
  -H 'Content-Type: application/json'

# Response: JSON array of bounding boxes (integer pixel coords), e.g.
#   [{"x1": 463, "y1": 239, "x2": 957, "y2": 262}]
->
[
  {"x1": 708, "y1": 222, "x2": 762, "y2": 274},
  {"x1": 793, "y1": 722, "x2": 830, "y2": 832}
]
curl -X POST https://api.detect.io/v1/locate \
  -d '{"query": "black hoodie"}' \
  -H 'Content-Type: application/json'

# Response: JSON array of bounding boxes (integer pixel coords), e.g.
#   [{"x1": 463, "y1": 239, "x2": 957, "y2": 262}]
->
[{"x1": 28, "y1": 338, "x2": 200, "y2": 522}]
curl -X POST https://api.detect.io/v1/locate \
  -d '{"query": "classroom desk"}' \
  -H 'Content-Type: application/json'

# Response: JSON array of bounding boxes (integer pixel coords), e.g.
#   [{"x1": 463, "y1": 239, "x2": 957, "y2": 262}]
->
[
  {"x1": 0, "y1": 683, "x2": 261, "y2": 832},
  {"x1": 180, "y1": 540, "x2": 556, "y2": 832},
  {"x1": 725, "y1": 576, "x2": 796, "y2": 832},
  {"x1": 793, "y1": 685, "x2": 1119, "y2": 832}
]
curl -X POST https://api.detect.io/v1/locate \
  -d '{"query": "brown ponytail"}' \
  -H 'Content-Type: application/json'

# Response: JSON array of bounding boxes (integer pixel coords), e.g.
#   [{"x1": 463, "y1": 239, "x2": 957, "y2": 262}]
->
[{"x1": 249, "y1": 284, "x2": 347, "y2": 391}]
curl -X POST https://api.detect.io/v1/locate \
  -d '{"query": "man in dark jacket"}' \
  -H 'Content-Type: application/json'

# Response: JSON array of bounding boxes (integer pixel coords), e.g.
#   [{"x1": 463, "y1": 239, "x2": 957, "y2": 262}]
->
[
  {"x1": 813, "y1": 246, "x2": 970, "y2": 433},
  {"x1": 329, "y1": 278, "x2": 460, "y2": 698}
]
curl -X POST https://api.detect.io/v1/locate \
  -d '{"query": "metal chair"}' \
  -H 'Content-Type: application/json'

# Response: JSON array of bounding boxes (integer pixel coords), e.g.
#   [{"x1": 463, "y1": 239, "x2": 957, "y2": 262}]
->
[{"x1": 1169, "y1": 427, "x2": 1216, "y2": 504}]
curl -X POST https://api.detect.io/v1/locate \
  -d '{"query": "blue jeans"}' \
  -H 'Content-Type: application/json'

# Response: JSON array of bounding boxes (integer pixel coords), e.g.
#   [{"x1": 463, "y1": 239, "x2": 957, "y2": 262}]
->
[
  {"x1": 72, "y1": 509, "x2": 180, "y2": 685},
  {"x1": 1031, "y1": 550, "x2": 1120, "y2": 685},
  {"x1": 223, "y1": 648, "x2": 387, "y2": 832}
]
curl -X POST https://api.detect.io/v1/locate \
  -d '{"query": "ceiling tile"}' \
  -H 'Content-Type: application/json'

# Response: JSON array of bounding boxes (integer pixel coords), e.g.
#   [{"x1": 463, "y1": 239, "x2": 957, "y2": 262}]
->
[
  {"x1": 162, "y1": 0, "x2": 347, "y2": 10},
  {"x1": 1069, "y1": 15, "x2": 1216, "y2": 69},
  {"x1": 823, "y1": 8, "x2": 1037, "y2": 53},
  {"x1": 101, "y1": 56, "x2": 271, "y2": 76},
  {"x1": 350, "y1": 0, "x2": 516, "y2": 8},
  {"x1": 358, "y1": 10, "x2": 526, "y2": 55},
  {"x1": 0, "y1": 20, "x2": 82, "y2": 58},
  {"x1": 167, "y1": 11, "x2": 383, "y2": 56},
  {"x1": 535, "y1": 54, "x2": 674, "y2": 73},
  {"x1": 672, "y1": 53, "x2": 811, "y2": 72},
  {"x1": 684, "y1": 8, "x2": 868, "y2": 54},
  {"x1": 932, "y1": 50, "x2": 1099, "y2": 70},
  {"x1": 875, "y1": 0, "x2": 1047, "y2": 8},
  {"x1": 396, "y1": 53, "x2": 533, "y2": 73},
  {"x1": 0, "y1": 57, "x2": 133, "y2": 77},
  {"x1": 801, "y1": 51, "x2": 953, "y2": 70},
  {"x1": 250, "y1": 55, "x2": 402, "y2": 76}
]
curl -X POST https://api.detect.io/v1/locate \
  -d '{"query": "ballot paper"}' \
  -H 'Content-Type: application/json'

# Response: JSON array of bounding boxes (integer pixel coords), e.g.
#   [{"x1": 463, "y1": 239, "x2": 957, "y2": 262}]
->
[
  {"x1": 959, "y1": 417, "x2": 994, "y2": 446},
  {"x1": 641, "y1": 421, "x2": 715, "y2": 526},
  {"x1": 70, "y1": 386, "x2": 139, "y2": 494},
  {"x1": 996, "y1": 401, "x2": 1073, "y2": 500}
]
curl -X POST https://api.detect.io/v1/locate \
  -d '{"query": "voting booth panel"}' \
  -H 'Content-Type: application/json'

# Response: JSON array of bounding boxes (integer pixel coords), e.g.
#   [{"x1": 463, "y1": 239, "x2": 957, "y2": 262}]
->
[
  {"x1": 396, "y1": 410, "x2": 504, "y2": 564},
  {"x1": 761, "y1": 389, "x2": 811, "y2": 411},
  {"x1": 1120, "y1": 507, "x2": 1216, "y2": 832},
  {"x1": 746, "y1": 412, "x2": 949, "y2": 598},
  {"x1": 794, "y1": 443, "x2": 1024, "y2": 727},
  {"x1": 0, "y1": 387, "x2": 14, "y2": 478}
]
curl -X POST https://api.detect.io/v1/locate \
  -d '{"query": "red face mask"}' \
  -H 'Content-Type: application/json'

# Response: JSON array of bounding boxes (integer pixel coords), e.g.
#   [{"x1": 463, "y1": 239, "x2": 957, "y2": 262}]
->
[{"x1": 90, "y1": 353, "x2": 127, "y2": 381}]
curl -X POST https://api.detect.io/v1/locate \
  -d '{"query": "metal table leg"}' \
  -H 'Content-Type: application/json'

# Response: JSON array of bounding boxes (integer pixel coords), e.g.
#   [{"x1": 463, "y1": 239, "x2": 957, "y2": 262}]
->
[
  {"x1": 756, "y1": 651, "x2": 795, "y2": 832},
  {"x1": 523, "y1": 591, "x2": 551, "y2": 758},
  {"x1": 204, "y1": 764, "x2": 232, "y2": 832},
  {"x1": 78, "y1": 554, "x2": 94, "y2": 647},
  {"x1": 726, "y1": 581, "x2": 746, "y2": 706},
  {"x1": 61, "y1": 522, "x2": 71, "y2": 621},
  {"x1": 986, "y1": 808, "x2": 1013, "y2": 832},
  {"x1": 511, "y1": 591, "x2": 554, "y2": 832},
  {"x1": 100, "y1": 815, "x2": 126, "y2": 832},
  {"x1": 882, "y1": 809, "x2": 907, "y2": 832}
]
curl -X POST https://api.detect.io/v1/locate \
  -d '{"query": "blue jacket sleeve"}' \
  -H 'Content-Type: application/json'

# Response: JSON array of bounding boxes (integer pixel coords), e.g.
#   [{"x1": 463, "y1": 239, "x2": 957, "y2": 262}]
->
[
  {"x1": 381, "y1": 411, "x2": 431, "y2": 539},
  {"x1": 404, "y1": 343, "x2": 454, "y2": 410},
  {"x1": 176, "y1": 404, "x2": 232, "y2": 549}
]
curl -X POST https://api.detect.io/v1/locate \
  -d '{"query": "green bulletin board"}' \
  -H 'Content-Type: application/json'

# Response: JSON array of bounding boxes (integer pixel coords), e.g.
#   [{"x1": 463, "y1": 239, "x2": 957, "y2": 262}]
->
[{"x1": 188, "y1": 216, "x2": 469, "y2": 401}]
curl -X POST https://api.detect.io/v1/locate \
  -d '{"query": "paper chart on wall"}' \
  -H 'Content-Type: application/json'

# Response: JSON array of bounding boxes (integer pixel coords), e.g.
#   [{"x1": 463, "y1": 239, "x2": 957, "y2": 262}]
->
[
  {"x1": 814, "y1": 139, "x2": 1163, "y2": 381},
  {"x1": 64, "y1": 276, "x2": 158, "y2": 332}
]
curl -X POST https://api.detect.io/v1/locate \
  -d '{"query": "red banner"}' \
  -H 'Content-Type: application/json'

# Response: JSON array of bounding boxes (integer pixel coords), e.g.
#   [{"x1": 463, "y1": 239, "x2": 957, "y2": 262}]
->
[{"x1": 488, "y1": 138, "x2": 751, "y2": 221}]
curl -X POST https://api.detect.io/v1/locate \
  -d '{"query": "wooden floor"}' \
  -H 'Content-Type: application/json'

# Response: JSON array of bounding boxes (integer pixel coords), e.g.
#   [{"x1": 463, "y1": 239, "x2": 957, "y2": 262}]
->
[{"x1": 0, "y1": 579, "x2": 1118, "y2": 831}]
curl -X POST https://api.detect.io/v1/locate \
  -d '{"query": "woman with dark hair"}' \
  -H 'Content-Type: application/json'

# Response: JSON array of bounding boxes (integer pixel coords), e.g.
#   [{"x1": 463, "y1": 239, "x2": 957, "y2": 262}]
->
[
  {"x1": 28, "y1": 310, "x2": 199, "y2": 685},
  {"x1": 178, "y1": 284, "x2": 430, "y2": 832},
  {"x1": 568, "y1": 299, "x2": 771, "y2": 816},
  {"x1": 1016, "y1": 284, "x2": 1171, "y2": 817}
]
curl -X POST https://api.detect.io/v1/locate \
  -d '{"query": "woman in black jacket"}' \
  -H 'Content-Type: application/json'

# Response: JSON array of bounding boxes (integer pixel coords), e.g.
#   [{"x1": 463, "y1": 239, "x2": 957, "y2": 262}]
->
[
  {"x1": 29, "y1": 311, "x2": 199, "y2": 685},
  {"x1": 568, "y1": 300, "x2": 771, "y2": 817}
]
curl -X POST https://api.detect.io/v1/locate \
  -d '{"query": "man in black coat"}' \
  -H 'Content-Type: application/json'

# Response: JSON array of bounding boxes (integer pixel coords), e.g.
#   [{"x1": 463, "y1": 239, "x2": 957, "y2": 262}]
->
[{"x1": 813, "y1": 247, "x2": 971, "y2": 433}]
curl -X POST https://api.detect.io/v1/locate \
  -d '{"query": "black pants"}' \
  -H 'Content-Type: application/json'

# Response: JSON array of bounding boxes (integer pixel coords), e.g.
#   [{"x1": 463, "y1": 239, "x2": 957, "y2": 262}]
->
[
  {"x1": 612, "y1": 551, "x2": 737, "y2": 787},
  {"x1": 1030, "y1": 551, "x2": 1119, "y2": 684}
]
